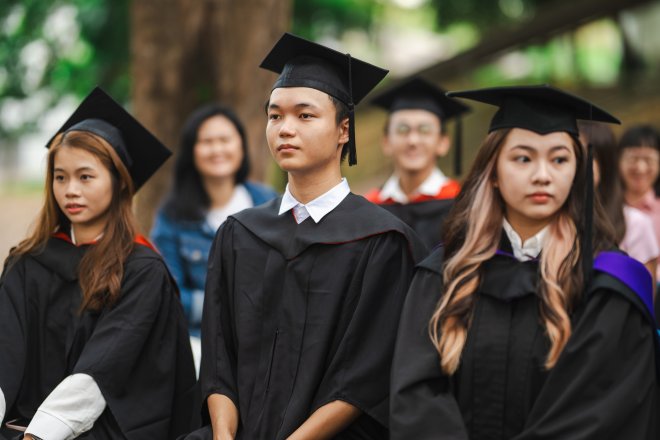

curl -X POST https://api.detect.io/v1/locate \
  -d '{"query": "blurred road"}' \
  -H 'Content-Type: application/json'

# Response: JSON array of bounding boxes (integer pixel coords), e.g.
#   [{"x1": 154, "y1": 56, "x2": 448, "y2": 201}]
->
[{"x1": 0, "y1": 192, "x2": 43, "y2": 264}]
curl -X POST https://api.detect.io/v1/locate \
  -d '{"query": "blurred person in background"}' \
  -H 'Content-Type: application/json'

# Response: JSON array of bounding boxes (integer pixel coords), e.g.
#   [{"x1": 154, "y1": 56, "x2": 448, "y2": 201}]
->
[
  {"x1": 365, "y1": 77, "x2": 470, "y2": 250},
  {"x1": 618, "y1": 124, "x2": 660, "y2": 321},
  {"x1": 151, "y1": 104, "x2": 277, "y2": 350},
  {"x1": 579, "y1": 121, "x2": 658, "y2": 287}
]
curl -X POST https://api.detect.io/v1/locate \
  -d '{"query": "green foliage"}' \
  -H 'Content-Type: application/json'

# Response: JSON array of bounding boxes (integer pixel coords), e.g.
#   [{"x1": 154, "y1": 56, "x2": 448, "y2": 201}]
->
[
  {"x1": 0, "y1": 0, "x2": 129, "y2": 140},
  {"x1": 293, "y1": 0, "x2": 383, "y2": 39},
  {"x1": 430, "y1": 0, "x2": 556, "y2": 29}
]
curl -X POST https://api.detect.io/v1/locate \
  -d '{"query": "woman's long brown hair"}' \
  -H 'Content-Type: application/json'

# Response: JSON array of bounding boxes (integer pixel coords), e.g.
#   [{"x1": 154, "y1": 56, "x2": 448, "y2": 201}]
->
[
  {"x1": 10, "y1": 130, "x2": 139, "y2": 311},
  {"x1": 430, "y1": 128, "x2": 616, "y2": 374}
]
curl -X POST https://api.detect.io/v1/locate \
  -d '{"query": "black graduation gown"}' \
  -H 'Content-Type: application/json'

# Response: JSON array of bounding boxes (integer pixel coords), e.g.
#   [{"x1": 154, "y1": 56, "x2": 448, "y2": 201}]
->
[
  {"x1": 0, "y1": 236, "x2": 198, "y2": 440},
  {"x1": 377, "y1": 198, "x2": 453, "y2": 251},
  {"x1": 193, "y1": 193, "x2": 426, "y2": 440},
  {"x1": 390, "y1": 242, "x2": 660, "y2": 440}
]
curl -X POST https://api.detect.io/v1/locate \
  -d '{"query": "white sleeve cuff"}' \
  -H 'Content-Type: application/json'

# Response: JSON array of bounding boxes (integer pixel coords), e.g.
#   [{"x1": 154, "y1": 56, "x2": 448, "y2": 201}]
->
[
  {"x1": 26, "y1": 410, "x2": 75, "y2": 440},
  {"x1": 191, "y1": 289, "x2": 205, "y2": 324},
  {"x1": 0, "y1": 386, "x2": 6, "y2": 423},
  {"x1": 25, "y1": 373, "x2": 107, "y2": 440}
]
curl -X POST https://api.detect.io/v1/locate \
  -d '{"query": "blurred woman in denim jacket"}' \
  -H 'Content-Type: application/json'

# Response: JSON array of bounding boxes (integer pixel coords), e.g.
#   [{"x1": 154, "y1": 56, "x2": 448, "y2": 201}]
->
[{"x1": 151, "y1": 104, "x2": 277, "y2": 342}]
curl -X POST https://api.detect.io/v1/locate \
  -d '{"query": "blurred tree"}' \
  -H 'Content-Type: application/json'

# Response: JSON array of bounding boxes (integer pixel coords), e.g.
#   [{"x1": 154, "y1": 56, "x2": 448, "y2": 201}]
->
[{"x1": 131, "y1": 0, "x2": 292, "y2": 230}]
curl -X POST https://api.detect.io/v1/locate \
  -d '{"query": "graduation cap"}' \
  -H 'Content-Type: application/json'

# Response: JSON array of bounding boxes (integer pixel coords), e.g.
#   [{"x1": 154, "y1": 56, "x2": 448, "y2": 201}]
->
[
  {"x1": 447, "y1": 84, "x2": 620, "y2": 284},
  {"x1": 446, "y1": 84, "x2": 619, "y2": 135},
  {"x1": 371, "y1": 77, "x2": 471, "y2": 175},
  {"x1": 260, "y1": 32, "x2": 389, "y2": 166},
  {"x1": 47, "y1": 87, "x2": 172, "y2": 190}
]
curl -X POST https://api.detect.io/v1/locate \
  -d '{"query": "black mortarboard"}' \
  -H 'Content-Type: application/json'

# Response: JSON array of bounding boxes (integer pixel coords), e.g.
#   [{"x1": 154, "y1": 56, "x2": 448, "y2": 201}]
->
[
  {"x1": 372, "y1": 77, "x2": 469, "y2": 120},
  {"x1": 371, "y1": 77, "x2": 471, "y2": 175},
  {"x1": 260, "y1": 32, "x2": 389, "y2": 166},
  {"x1": 446, "y1": 84, "x2": 619, "y2": 135},
  {"x1": 47, "y1": 87, "x2": 171, "y2": 190},
  {"x1": 447, "y1": 84, "x2": 620, "y2": 285}
]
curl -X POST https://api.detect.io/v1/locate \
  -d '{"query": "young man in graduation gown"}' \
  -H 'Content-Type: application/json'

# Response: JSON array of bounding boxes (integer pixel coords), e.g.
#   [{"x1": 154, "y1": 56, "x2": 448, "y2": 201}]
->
[
  {"x1": 364, "y1": 77, "x2": 470, "y2": 249},
  {"x1": 185, "y1": 33, "x2": 426, "y2": 440}
]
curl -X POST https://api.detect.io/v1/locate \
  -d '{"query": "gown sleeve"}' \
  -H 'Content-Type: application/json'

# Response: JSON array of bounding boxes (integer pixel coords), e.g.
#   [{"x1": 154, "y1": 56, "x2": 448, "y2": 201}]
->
[
  {"x1": 72, "y1": 255, "x2": 196, "y2": 437},
  {"x1": 199, "y1": 220, "x2": 239, "y2": 415},
  {"x1": 0, "y1": 257, "x2": 27, "y2": 423},
  {"x1": 310, "y1": 232, "x2": 419, "y2": 427},
  {"x1": 389, "y1": 264, "x2": 469, "y2": 440},
  {"x1": 514, "y1": 287, "x2": 659, "y2": 440}
]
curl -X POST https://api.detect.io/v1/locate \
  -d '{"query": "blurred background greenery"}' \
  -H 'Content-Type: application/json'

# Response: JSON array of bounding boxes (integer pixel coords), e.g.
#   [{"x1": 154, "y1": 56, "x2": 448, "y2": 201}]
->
[{"x1": 1, "y1": 0, "x2": 660, "y2": 259}]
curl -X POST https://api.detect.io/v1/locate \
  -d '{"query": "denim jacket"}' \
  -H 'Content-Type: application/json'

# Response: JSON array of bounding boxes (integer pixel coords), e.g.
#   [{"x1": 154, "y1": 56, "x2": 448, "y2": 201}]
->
[{"x1": 150, "y1": 181, "x2": 277, "y2": 336}]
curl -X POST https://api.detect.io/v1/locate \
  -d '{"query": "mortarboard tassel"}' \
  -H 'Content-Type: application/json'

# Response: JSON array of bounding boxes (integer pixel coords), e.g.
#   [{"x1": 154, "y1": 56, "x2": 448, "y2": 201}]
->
[
  {"x1": 582, "y1": 106, "x2": 595, "y2": 287},
  {"x1": 453, "y1": 116, "x2": 463, "y2": 177},
  {"x1": 347, "y1": 54, "x2": 357, "y2": 166}
]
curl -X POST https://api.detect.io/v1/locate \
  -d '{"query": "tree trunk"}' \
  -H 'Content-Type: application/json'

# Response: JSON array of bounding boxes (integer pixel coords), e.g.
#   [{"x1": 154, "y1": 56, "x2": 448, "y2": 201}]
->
[{"x1": 130, "y1": 0, "x2": 292, "y2": 233}]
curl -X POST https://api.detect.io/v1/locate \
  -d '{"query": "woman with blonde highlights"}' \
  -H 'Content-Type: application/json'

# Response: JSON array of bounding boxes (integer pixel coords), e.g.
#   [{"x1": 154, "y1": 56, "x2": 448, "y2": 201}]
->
[
  {"x1": 391, "y1": 85, "x2": 660, "y2": 439},
  {"x1": 0, "y1": 88, "x2": 196, "y2": 440}
]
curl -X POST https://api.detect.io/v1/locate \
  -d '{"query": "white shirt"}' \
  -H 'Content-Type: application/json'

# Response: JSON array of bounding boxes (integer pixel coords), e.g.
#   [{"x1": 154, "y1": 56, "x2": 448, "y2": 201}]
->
[
  {"x1": 380, "y1": 167, "x2": 449, "y2": 204},
  {"x1": 0, "y1": 387, "x2": 5, "y2": 423},
  {"x1": 206, "y1": 184, "x2": 254, "y2": 231},
  {"x1": 70, "y1": 227, "x2": 103, "y2": 245},
  {"x1": 279, "y1": 178, "x2": 350, "y2": 224},
  {"x1": 621, "y1": 205, "x2": 660, "y2": 264},
  {"x1": 24, "y1": 373, "x2": 106, "y2": 440},
  {"x1": 502, "y1": 218, "x2": 548, "y2": 261}
]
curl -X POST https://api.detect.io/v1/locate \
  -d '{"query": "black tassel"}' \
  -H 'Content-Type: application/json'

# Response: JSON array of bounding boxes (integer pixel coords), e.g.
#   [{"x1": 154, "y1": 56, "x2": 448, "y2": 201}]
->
[
  {"x1": 454, "y1": 116, "x2": 463, "y2": 176},
  {"x1": 347, "y1": 54, "x2": 357, "y2": 166},
  {"x1": 582, "y1": 107, "x2": 594, "y2": 286},
  {"x1": 348, "y1": 107, "x2": 357, "y2": 166}
]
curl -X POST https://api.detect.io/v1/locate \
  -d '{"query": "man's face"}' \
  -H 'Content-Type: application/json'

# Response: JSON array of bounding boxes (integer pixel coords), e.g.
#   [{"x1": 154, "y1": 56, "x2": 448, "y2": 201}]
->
[
  {"x1": 383, "y1": 109, "x2": 449, "y2": 174},
  {"x1": 266, "y1": 87, "x2": 348, "y2": 174}
]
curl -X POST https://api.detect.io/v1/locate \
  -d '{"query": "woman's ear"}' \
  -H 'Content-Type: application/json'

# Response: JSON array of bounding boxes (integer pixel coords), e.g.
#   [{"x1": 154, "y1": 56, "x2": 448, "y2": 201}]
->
[{"x1": 492, "y1": 171, "x2": 499, "y2": 188}]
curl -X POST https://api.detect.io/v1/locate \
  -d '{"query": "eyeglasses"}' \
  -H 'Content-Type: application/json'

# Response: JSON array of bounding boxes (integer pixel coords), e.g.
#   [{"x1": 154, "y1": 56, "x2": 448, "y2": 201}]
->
[
  {"x1": 392, "y1": 123, "x2": 437, "y2": 137},
  {"x1": 620, "y1": 151, "x2": 660, "y2": 167}
]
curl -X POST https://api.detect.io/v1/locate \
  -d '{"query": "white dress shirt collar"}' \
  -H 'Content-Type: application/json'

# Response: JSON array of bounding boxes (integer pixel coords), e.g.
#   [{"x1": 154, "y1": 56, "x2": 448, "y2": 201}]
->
[
  {"x1": 502, "y1": 218, "x2": 548, "y2": 261},
  {"x1": 380, "y1": 167, "x2": 448, "y2": 204},
  {"x1": 279, "y1": 178, "x2": 351, "y2": 224},
  {"x1": 70, "y1": 226, "x2": 103, "y2": 245}
]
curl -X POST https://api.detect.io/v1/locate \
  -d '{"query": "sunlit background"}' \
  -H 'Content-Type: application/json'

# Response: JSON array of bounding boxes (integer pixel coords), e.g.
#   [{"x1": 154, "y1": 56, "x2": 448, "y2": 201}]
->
[{"x1": 2, "y1": 0, "x2": 660, "y2": 260}]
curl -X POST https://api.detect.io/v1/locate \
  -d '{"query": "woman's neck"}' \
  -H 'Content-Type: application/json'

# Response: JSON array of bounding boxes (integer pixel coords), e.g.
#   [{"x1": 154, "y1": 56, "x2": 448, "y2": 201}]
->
[
  {"x1": 505, "y1": 213, "x2": 551, "y2": 243},
  {"x1": 624, "y1": 188, "x2": 651, "y2": 206},
  {"x1": 71, "y1": 222, "x2": 106, "y2": 245},
  {"x1": 203, "y1": 176, "x2": 236, "y2": 210}
]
